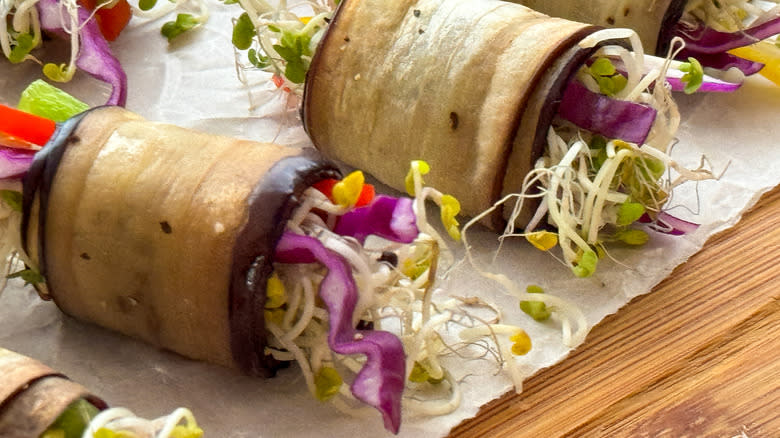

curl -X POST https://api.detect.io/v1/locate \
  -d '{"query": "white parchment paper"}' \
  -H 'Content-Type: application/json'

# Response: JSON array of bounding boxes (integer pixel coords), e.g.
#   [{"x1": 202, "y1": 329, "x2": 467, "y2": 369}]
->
[{"x1": 1, "y1": 3, "x2": 780, "y2": 437}]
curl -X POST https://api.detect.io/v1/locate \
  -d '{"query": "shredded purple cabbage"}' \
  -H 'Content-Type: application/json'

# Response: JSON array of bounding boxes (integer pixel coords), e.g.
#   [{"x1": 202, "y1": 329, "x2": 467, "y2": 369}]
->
[
  {"x1": 640, "y1": 212, "x2": 700, "y2": 235},
  {"x1": 665, "y1": 75, "x2": 742, "y2": 93},
  {"x1": 558, "y1": 80, "x2": 657, "y2": 144},
  {"x1": 673, "y1": 16, "x2": 780, "y2": 54},
  {"x1": 36, "y1": 0, "x2": 127, "y2": 106},
  {"x1": 275, "y1": 232, "x2": 405, "y2": 434},
  {"x1": 333, "y1": 195, "x2": 418, "y2": 244},
  {"x1": 0, "y1": 147, "x2": 35, "y2": 178}
]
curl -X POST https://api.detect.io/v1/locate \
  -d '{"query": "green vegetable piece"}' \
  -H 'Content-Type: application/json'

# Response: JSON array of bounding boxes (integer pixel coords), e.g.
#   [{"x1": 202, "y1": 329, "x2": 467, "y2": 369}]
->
[
  {"x1": 283, "y1": 58, "x2": 307, "y2": 84},
  {"x1": 572, "y1": 249, "x2": 598, "y2": 278},
  {"x1": 271, "y1": 43, "x2": 298, "y2": 62},
  {"x1": 595, "y1": 73, "x2": 627, "y2": 96},
  {"x1": 404, "y1": 160, "x2": 430, "y2": 196},
  {"x1": 272, "y1": 42, "x2": 308, "y2": 83},
  {"x1": 588, "y1": 57, "x2": 627, "y2": 96},
  {"x1": 0, "y1": 190, "x2": 23, "y2": 212},
  {"x1": 42, "y1": 399, "x2": 99, "y2": 438},
  {"x1": 615, "y1": 229, "x2": 649, "y2": 246},
  {"x1": 440, "y1": 194, "x2": 461, "y2": 241},
  {"x1": 401, "y1": 257, "x2": 430, "y2": 280},
  {"x1": 408, "y1": 361, "x2": 444, "y2": 384},
  {"x1": 589, "y1": 135, "x2": 607, "y2": 151},
  {"x1": 408, "y1": 361, "x2": 429, "y2": 383},
  {"x1": 679, "y1": 57, "x2": 704, "y2": 94},
  {"x1": 265, "y1": 274, "x2": 286, "y2": 308},
  {"x1": 280, "y1": 30, "x2": 312, "y2": 57},
  {"x1": 590, "y1": 57, "x2": 617, "y2": 76},
  {"x1": 616, "y1": 202, "x2": 646, "y2": 226},
  {"x1": 519, "y1": 285, "x2": 551, "y2": 322},
  {"x1": 9, "y1": 33, "x2": 35, "y2": 64},
  {"x1": 314, "y1": 367, "x2": 343, "y2": 401},
  {"x1": 247, "y1": 49, "x2": 270, "y2": 68},
  {"x1": 526, "y1": 284, "x2": 544, "y2": 294},
  {"x1": 138, "y1": 0, "x2": 157, "y2": 11},
  {"x1": 8, "y1": 267, "x2": 45, "y2": 286},
  {"x1": 18, "y1": 79, "x2": 90, "y2": 122},
  {"x1": 639, "y1": 156, "x2": 666, "y2": 181},
  {"x1": 169, "y1": 425, "x2": 204, "y2": 438},
  {"x1": 161, "y1": 14, "x2": 201, "y2": 42},
  {"x1": 93, "y1": 428, "x2": 135, "y2": 438},
  {"x1": 232, "y1": 13, "x2": 255, "y2": 50},
  {"x1": 271, "y1": 29, "x2": 315, "y2": 84},
  {"x1": 42, "y1": 63, "x2": 72, "y2": 83}
]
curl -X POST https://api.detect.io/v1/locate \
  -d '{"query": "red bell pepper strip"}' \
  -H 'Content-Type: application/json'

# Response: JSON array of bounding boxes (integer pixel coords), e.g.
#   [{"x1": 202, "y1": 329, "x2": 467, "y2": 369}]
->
[
  {"x1": 313, "y1": 178, "x2": 376, "y2": 207},
  {"x1": 0, "y1": 104, "x2": 56, "y2": 147},
  {"x1": 78, "y1": 0, "x2": 133, "y2": 42}
]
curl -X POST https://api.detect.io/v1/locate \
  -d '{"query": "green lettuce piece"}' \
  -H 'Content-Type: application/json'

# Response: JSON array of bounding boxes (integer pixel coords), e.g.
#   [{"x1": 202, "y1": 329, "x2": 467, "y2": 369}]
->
[{"x1": 18, "y1": 80, "x2": 89, "y2": 122}]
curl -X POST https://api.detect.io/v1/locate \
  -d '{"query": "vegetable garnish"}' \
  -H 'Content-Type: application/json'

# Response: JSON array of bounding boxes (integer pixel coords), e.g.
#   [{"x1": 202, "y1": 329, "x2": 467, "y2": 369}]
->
[
  {"x1": 18, "y1": 79, "x2": 91, "y2": 123},
  {"x1": 78, "y1": 0, "x2": 132, "y2": 42},
  {"x1": 262, "y1": 161, "x2": 545, "y2": 432},
  {"x1": 313, "y1": 175, "x2": 376, "y2": 207},
  {"x1": 673, "y1": 0, "x2": 780, "y2": 84},
  {"x1": 728, "y1": 40, "x2": 780, "y2": 85},
  {"x1": 34, "y1": 0, "x2": 127, "y2": 105},
  {"x1": 224, "y1": 0, "x2": 335, "y2": 94},
  {"x1": 679, "y1": 57, "x2": 705, "y2": 94},
  {"x1": 461, "y1": 29, "x2": 719, "y2": 278},
  {"x1": 519, "y1": 285, "x2": 551, "y2": 322},
  {"x1": 644, "y1": 49, "x2": 742, "y2": 93},
  {"x1": 0, "y1": 103, "x2": 56, "y2": 146},
  {"x1": 276, "y1": 232, "x2": 406, "y2": 433},
  {"x1": 1, "y1": 0, "x2": 209, "y2": 106},
  {"x1": 81, "y1": 407, "x2": 204, "y2": 438},
  {"x1": 34, "y1": 398, "x2": 204, "y2": 438},
  {"x1": 558, "y1": 80, "x2": 657, "y2": 144}
]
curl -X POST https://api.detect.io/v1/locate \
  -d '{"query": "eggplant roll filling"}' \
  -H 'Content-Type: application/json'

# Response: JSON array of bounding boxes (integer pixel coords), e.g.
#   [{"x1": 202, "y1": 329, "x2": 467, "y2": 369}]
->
[{"x1": 221, "y1": 0, "x2": 713, "y2": 276}]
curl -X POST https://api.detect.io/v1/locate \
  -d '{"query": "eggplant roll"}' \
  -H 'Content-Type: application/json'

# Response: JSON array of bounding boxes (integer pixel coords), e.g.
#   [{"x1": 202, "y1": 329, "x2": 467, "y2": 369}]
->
[
  {"x1": 512, "y1": 0, "x2": 686, "y2": 55},
  {"x1": 20, "y1": 107, "x2": 341, "y2": 377},
  {"x1": 302, "y1": 0, "x2": 612, "y2": 229},
  {"x1": 0, "y1": 348, "x2": 107, "y2": 438}
]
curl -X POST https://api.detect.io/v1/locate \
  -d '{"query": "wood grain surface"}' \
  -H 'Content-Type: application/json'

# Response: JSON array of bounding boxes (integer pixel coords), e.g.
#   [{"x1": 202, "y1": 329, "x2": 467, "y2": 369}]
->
[{"x1": 451, "y1": 185, "x2": 780, "y2": 438}]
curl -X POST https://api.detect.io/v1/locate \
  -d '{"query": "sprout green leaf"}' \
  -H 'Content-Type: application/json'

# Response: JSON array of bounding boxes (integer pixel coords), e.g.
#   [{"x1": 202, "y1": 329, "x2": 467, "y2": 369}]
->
[
  {"x1": 161, "y1": 14, "x2": 201, "y2": 42},
  {"x1": 232, "y1": 13, "x2": 255, "y2": 50},
  {"x1": 8, "y1": 33, "x2": 34, "y2": 64}
]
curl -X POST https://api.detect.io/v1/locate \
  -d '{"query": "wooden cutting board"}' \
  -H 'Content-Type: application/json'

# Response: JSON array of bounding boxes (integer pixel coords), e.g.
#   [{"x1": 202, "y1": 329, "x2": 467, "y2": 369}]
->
[{"x1": 451, "y1": 185, "x2": 780, "y2": 437}]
